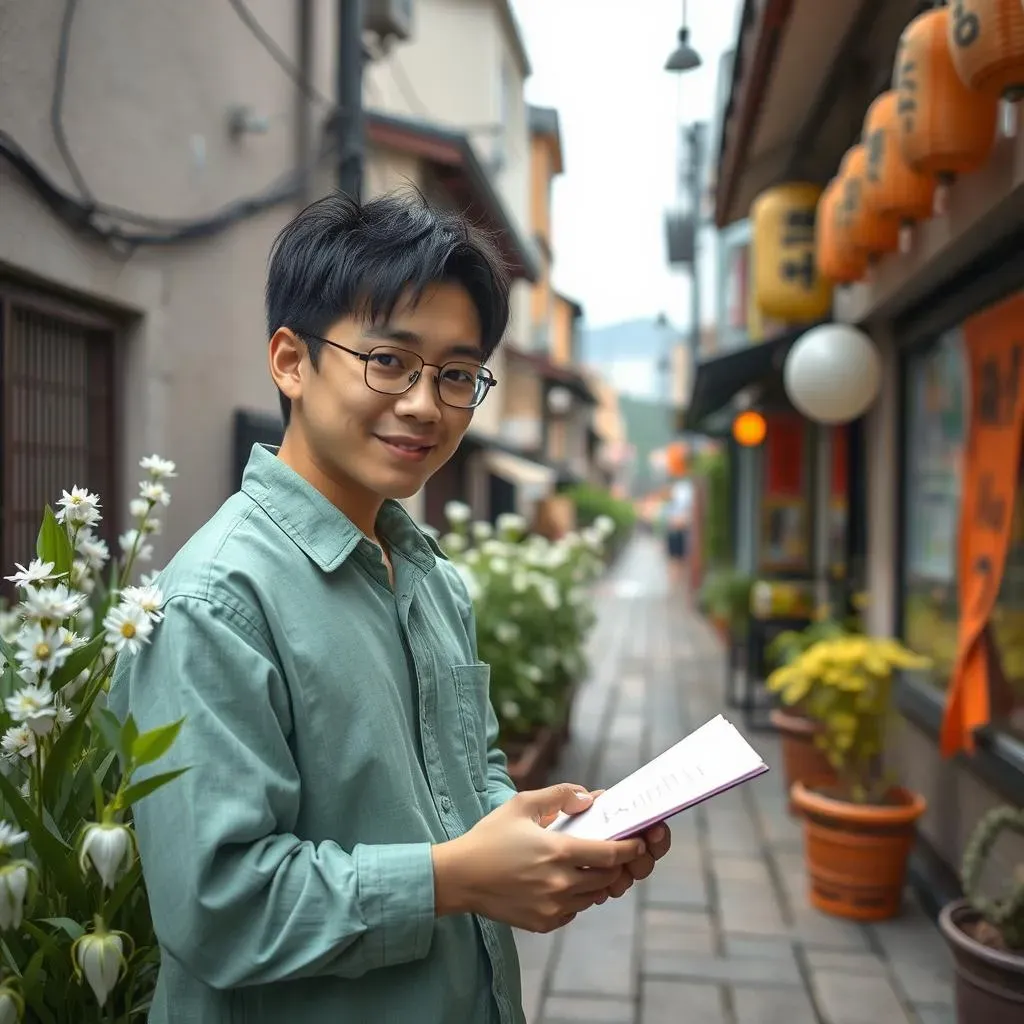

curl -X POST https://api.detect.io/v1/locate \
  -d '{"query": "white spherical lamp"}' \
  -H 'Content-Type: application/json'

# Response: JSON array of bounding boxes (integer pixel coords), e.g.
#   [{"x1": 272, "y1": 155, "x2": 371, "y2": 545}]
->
[{"x1": 783, "y1": 323, "x2": 882, "y2": 424}]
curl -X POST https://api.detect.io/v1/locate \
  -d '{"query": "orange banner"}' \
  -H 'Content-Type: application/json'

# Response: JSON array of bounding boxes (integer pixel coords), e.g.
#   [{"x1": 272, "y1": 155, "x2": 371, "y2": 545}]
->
[{"x1": 941, "y1": 293, "x2": 1024, "y2": 756}]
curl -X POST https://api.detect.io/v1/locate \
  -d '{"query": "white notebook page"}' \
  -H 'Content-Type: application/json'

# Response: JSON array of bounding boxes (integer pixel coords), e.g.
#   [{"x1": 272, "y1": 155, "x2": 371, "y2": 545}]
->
[{"x1": 545, "y1": 714, "x2": 769, "y2": 841}]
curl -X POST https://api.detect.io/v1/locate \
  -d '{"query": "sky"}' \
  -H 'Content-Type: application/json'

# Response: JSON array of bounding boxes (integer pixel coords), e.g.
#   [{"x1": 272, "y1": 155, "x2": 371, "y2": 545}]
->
[{"x1": 510, "y1": 0, "x2": 742, "y2": 331}]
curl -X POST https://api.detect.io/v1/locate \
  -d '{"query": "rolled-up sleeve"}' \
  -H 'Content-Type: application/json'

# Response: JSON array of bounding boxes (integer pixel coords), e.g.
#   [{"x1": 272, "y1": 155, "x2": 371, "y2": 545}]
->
[{"x1": 108, "y1": 592, "x2": 436, "y2": 989}]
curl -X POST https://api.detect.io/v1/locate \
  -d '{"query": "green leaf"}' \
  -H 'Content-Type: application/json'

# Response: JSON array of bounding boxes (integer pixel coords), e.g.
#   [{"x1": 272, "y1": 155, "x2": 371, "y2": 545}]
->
[
  {"x1": 35, "y1": 505, "x2": 74, "y2": 580},
  {"x1": 39, "y1": 917, "x2": 85, "y2": 941},
  {"x1": 49, "y1": 633, "x2": 105, "y2": 690},
  {"x1": 42, "y1": 669, "x2": 106, "y2": 807},
  {"x1": 130, "y1": 718, "x2": 185, "y2": 769},
  {"x1": 0, "y1": 632, "x2": 17, "y2": 669},
  {"x1": 93, "y1": 707, "x2": 127, "y2": 762},
  {"x1": 118, "y1": 766, "x2": 191, "y2": 809},
  {"x1": 122, "y1": 713, "x2": 140, "y2": 757},
  {"x1": 0, "y1": 771, "x2": 84, "y2": 905},
  {"x1": 104, "y1": 861, "x2": 142, "y2": 921}
]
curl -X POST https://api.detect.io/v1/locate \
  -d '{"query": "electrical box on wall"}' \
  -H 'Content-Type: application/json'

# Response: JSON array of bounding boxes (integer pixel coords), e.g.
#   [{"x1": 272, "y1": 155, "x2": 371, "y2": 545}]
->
[{"x1": 365, "y1": 0, "x2": 414, "y2": 41}]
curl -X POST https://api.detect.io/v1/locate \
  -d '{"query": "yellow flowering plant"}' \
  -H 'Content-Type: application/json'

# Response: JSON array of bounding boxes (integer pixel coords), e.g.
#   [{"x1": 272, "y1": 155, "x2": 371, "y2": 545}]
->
[
  {"x1": 766, "y1": 635, "x2": 929, "y2": 803},
  {"x1": 0, "y1": 456, "x2": 187, "y2": 1021}
]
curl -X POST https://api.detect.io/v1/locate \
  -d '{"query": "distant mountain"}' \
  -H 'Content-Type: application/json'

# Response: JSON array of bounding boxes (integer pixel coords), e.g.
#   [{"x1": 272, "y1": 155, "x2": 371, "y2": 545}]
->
[{"x1": 581, "y1": 317, "x2": 682, "y2": 403}]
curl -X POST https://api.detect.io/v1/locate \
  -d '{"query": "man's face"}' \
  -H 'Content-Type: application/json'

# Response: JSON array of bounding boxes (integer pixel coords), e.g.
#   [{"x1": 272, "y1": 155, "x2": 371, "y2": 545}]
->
[{"x1": 280, "y1": 281, "x2": 486, "y2": 500}]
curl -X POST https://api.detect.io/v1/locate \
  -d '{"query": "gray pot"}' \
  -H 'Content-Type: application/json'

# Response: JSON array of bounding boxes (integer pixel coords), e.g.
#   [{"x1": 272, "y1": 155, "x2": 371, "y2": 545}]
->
[{"x1": 939, "y1": 899, "x2": 1024, "y2": 1023}]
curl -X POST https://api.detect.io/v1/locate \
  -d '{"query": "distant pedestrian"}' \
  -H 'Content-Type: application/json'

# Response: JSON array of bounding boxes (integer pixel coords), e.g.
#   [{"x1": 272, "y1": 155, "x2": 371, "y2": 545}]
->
[{"x1": 664, "y1": 477, "x2": 694, "y2": 587}]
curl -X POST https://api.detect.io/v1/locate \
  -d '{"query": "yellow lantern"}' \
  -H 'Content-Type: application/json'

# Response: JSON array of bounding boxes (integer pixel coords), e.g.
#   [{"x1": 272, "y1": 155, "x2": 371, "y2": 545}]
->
[
  {"x1": 751, "y1": 183, "x2": 833, "y2": 323},
  {"x1": 732, "y1": 411, "x2": 767, "y2": 447}
]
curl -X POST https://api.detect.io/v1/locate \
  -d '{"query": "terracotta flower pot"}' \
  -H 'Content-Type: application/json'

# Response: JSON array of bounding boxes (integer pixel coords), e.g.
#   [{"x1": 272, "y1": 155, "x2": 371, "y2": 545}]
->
[
  {"x1": 939, "y1": 899, "x2": 1024, "y2": 1023},
  {"x1": 790, "y1": 780, "x2": 927, "y2": 922},
  {"x1": 769, "y1": 708, "x2": 837, "y2": 814}
]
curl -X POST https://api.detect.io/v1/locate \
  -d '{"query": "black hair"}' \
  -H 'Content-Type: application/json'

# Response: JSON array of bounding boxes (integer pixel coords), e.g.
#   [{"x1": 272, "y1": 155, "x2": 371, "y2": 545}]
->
[{"x1": 265, "y1": 188, "x2": 511, "y2": 425}]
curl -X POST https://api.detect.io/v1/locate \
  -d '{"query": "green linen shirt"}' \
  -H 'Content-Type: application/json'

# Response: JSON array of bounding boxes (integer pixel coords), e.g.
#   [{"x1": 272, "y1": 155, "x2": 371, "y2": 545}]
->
[{"x1": 108, "y1": 443, "x2": 524, "y2": 1024}]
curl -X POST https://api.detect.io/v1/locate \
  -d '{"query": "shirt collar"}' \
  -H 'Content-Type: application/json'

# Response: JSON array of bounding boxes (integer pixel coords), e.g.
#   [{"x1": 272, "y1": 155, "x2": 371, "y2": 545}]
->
[{"x1": 240, "y1": 444, "x2": 442, "y2": 573}]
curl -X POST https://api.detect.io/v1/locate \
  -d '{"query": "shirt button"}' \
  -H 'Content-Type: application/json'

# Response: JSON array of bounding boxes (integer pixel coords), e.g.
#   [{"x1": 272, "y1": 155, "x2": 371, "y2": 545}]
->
[{"x1": 440, "y1": 795, "x2": 452, "y2": 812}]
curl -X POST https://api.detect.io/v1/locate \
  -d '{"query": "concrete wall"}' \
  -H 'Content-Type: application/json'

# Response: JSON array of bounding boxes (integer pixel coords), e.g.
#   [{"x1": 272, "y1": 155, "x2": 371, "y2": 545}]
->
[{"x1": 0, "y1": 0, "x2": 533, "y2": 555}]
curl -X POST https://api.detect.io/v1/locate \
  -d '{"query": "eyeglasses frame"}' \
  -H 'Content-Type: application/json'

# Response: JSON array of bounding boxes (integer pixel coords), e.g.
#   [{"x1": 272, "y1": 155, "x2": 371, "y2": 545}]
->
[{"x1": 294, "y1": 331, "x2": 498, "y2": 409}]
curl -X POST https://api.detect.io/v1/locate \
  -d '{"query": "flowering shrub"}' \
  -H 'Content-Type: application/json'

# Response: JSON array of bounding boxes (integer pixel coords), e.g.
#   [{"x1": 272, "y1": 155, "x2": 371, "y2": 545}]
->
[
  {"x1": 0, "y1": 456, "x2": 185, "y2": 1021},
  {"x1": 439, "y1": 503, "x2": 612, "y2": 741}
]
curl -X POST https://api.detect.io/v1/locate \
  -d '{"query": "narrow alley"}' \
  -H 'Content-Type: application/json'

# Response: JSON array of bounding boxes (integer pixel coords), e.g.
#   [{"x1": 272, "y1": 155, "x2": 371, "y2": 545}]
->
[{"x1": 515, "y1": 536, "x2": 955, "y2": 1024}]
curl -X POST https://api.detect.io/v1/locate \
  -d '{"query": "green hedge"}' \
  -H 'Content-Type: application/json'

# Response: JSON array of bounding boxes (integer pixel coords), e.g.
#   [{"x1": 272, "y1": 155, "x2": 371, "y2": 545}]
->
[{"x1": 563, "y1": 483, "x2": 636, "y2": 553}]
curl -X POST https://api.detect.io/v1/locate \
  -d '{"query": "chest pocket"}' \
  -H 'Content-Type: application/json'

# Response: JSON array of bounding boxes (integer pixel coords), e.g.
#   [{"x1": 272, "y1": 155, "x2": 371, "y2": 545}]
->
[{"x1": 451, "y1": 663, "x2": 491, "y2": 793}]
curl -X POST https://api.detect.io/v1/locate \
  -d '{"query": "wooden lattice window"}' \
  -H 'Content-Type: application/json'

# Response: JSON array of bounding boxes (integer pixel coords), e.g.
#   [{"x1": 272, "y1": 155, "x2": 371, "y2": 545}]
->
[{"x1": 0, "y1": 289, "x2": 117, "y2": 596}]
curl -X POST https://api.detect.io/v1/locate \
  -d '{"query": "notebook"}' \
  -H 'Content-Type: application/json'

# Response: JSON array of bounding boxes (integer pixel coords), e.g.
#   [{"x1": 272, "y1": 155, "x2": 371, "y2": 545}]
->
[{"x1": 545, "y1": 714, "x2": 770, "y2": 842}]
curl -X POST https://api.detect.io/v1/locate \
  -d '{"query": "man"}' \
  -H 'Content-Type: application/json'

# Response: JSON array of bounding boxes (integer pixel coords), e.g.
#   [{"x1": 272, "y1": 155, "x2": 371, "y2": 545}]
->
[{"x1": 110, "y1": 190, "x2": 671, "y2": 1023}]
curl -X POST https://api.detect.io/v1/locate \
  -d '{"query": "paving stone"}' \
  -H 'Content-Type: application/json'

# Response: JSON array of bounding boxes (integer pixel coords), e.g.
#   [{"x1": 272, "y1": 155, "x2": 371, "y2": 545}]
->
[
  {"x1": 803, "y1": 948, "x2": 887, "y2": 975},
  {"x1": 912, "y1": 1006, "x2": 955, "y2": 1024},
  {"x1": 541, "y1": 994, "x2": 635, "y2": 1024},
  {"x1": 715, "y1": 868, "x2": 789, "y2": 936},
  {"x1": 790, "y1": 906, "x2": 872, "y2": 951},
  {"x1": 890, "y1": 960, "x2": 954, "y2": 1006},
  {"x1": 731, "y1": 986, "x2": 818, "y2": 1024},
  {"x1": 641, "y1": 908, "x2": 716, "y2": 956},
  {"x1": 641, "y1": 980, "x2": 726, "y2": 1024},
  {"x1": 550, "y1": 892, "x2": 637, "y2": 1000},
  {"x1": 869, "y1": 903, "x2": 951, "y2": 966},
  {"x1": 643, "y1": 951, "x2": 802, "y2": 988},
  {"x1": 812, "y1": 970, "x2": 914, "y2": 1024},
  {"x1": 723, "y1": 935, "x2": 795, "y2": 960}
]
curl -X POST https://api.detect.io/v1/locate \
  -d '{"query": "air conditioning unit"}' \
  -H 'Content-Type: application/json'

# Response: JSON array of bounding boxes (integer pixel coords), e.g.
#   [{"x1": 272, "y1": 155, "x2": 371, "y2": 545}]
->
[
  {"x1": 365, "y1": 0, "x2": 414, "y2": 41},
  {"x1": 665, "y1": 211, "x2": 696, "y2": 266}
]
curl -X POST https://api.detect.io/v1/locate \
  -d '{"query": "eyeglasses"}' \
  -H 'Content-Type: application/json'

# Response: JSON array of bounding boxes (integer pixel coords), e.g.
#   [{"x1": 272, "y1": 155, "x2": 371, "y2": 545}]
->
[{"x1": 296, "y1": 332, "x2": 498, "y2": 409}]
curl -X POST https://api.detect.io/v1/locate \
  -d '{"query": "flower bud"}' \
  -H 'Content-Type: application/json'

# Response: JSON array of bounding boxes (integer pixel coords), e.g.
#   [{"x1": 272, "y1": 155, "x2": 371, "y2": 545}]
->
[
  {"x1": 0, "y1": 864, "x2": 32, "y2": 931},
  {"x1": 78, "y1": 823, "x2": 135, "y2": 889},
  {"x1": 72, "y1": 929, "x2": 126, "y2": 1007},
  {"x1": 0, "y1": 985, "x2": 24, "y2": 1024}
]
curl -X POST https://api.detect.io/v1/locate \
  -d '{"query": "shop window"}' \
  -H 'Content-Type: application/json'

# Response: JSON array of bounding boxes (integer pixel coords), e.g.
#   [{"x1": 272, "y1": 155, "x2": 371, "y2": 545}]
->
[{"x1": 902, "y1": 327, "x2": 1024, "y2": 740}]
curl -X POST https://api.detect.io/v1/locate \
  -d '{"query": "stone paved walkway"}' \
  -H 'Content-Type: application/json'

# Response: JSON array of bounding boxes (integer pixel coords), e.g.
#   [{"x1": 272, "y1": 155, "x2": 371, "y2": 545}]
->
[{"x1": 515, "y1": 535, "x2": 955, "y2": 1024}]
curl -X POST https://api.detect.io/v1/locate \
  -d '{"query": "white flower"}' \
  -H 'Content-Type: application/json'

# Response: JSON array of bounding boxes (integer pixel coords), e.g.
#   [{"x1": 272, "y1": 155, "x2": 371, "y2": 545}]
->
[
  {"x1": 481, "y1": 539, "x2": 509, "y2": 558},
  {"x1": 440, "y1": 532, "x2": 467, "y2": 554},
  {"x1": 500, "y1": 700, "x2": 521, "y2": 720},
  {"x1": 1, "y1": 726, "x2": 36, "y2": 760},
  {"x1": 129, "y1": 498, "x2": 149, "y2": 519},
  {"x1": 0, "y1": 863, "x2": 31, "y2": 931},
  {"x1": 56, "y1": 702, "x2": 75, "y2": 727},
  {"x1": 103, "y1": 603, "x2": 153, "y2": 655},
  {"x1": 5, "y1": 682, "x2": 57, "y2": 736},
  {"x1": 118, "y1": 530, "x2": 153, "y2": 563},
  {"x1": 69, "y1": 560, "x2": 96, "y2": 595},
  {"x1": 20, "y1": 583, "x2": 87, "y2": 625},
  {"x1": 139, "y1": 454, "x2": 176, "y2": 480},
  {"x1": 55, "y1": 487, "x2": 101, "y2": 528},
  {"x1": 140, "y1": 570, "x2": 162, "y2": 587},
  {"x1": 0, "y1": 985, "x2": 24, "y2": 1024},
  {"x1": 495, "y1": 622, "x2": 520, "y2": 644},
  {"x1": 444, "y1": 500, "x2": 471, "y2": 526},
  {"x1": 14, "y1": 625, "x2": 70, "y2": 679},
  {"x1": 0, "y1": 610, "x2": 18, "y2": 645},
  {"x1": 0, "y1": 822, "x2": 28, "y2": 854},
  {"x1": 73, "y1": 929, "x2": 126, "y2": 1007},
  {"x1": 79, "y1": 823, "x2": 135, "y2": 889},
  {"x1": 120, "y1": 584, "x2": 165, "y2": 623},
  {"x1": 511, "y1": 571, "x2": 529, "y2": 594},
  {"x1": 140, "y1": 517, "x2": 162, "y2": 536},
  {"x1": 76, "y1": 532, "x2": 110, "y2": 572},
  {"x1": 471, "y1": 520, "x2": 494, "y2": 541},
  {"x1": 594, "y1": 514, "x2": 616, "y2": 538},
  {"x1": 525, "y1": 664, "x2": 544, "y2": 683},
  {"x1": 490, "y1": 557, "x2": 509, "y2": 575},
  {"x1": 454, "y1": 564, "x2": 481, "y2": 603},
  {"x1": 139, "y1": 480, "x2": 171, "y2": 507},
  {"x1": 496, "y1": 512, "x2": 526, "y2": 539},
  {"x1": 3, "y1": 558, "x2": 62, "y2": 587}
]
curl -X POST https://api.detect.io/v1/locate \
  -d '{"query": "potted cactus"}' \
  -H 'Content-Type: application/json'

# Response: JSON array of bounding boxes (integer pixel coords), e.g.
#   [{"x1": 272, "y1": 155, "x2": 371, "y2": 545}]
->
[{"x1": 939, "y1": 805, "x2": 1024, "y2": 1021}]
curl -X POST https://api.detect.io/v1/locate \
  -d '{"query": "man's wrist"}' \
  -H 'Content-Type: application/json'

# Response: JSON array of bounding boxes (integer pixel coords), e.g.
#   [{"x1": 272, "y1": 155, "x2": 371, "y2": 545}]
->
[{"x1": 431, "y1": 838, "x2": 473, "y2": 917}]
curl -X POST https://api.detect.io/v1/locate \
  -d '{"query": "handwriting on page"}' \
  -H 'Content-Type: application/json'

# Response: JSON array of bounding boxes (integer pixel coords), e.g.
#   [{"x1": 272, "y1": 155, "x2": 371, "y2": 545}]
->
[{"x1": 600, "y1": 765, "x2": 705, "y2": 828}]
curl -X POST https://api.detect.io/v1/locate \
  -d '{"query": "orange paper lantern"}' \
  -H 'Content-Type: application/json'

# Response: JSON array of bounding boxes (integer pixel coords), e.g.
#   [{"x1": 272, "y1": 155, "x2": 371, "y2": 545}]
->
[
  {"x1": 815, "y1": 178, "x2": 867, "y2": 284},
  {"x1": 948, "y1": 0, "x2": 1024, "y2": 100},
  {"x1": 666, "y1": 442, "x2": 687, "y2": 478},
  {"x1": 837, "y1": 146, "x2": 900, "y2": 258},
  {"x1": 862, "y1": 91, "x2": 936, "y2": 226},
  {"x1": 732, "y1": 411, "x2": 767, "y2": 447},
  {"x1": 894, "y1": 8, "x2": 999, "y2": 181}
]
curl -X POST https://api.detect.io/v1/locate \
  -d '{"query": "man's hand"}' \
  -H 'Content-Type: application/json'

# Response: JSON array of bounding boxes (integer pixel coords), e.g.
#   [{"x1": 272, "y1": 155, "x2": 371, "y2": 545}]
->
[
  {"x1": 431, "y1": 783, "x2": 647, "y2": 933},
  {"x1": 585, "y1": 789, "x2": 672, "y2": 899}
]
